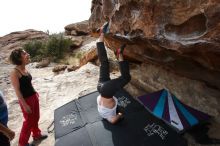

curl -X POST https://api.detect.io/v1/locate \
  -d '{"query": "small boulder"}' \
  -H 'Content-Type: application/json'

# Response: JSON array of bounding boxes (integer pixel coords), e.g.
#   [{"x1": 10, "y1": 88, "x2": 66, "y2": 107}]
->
[
  {"x1": 36, "y1": 58, "x2": 50, "y2": 68},
  {"x1": 52, "y1": 65, "x2": 67, "y2": 73},
  {"x1": 67, "y1": 65, "x2": 80, "y2": 72}
]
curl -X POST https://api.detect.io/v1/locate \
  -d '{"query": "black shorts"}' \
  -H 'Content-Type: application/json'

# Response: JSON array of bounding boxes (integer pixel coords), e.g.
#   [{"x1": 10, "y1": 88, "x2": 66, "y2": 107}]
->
[{"x1": 0, "y1": 132, "x2": 10, "y2": 146}]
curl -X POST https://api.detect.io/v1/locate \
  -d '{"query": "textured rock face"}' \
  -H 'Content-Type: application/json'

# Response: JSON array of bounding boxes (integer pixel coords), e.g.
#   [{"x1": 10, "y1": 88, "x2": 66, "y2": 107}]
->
[{"x1": 89, "y1": 0, "x2": 220, "y2": 90}]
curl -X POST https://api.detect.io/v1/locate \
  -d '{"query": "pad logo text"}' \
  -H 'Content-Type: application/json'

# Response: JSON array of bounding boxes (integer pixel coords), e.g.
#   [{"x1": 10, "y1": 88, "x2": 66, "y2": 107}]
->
[
  {"x1": 60, "y1": 113, "x2": 77, "y2": 127},
  {"x1": 118, "y1": 96, "x2": 131, "y2": 108},
  {"x1": 144, "y1": 123, "x2": 168, "y2": 140}
]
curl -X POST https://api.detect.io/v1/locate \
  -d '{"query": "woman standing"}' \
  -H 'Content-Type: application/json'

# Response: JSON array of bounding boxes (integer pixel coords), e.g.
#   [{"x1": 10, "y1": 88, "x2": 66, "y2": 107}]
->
[{"x1": 9, "y1": 49, "x2": 47, "y2": 146}]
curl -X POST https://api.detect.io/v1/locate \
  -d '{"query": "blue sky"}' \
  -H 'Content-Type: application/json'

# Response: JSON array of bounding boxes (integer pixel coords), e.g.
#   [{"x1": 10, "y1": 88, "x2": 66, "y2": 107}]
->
[{"x1": 0, "y1": 0, "x2": 91, "y2": 36}]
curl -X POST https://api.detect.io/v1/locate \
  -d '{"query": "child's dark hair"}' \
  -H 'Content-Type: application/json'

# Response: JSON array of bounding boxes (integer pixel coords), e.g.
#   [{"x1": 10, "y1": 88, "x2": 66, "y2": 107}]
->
[{"x1": 9, "y1": 48, "x2": 24, "y2": 65}]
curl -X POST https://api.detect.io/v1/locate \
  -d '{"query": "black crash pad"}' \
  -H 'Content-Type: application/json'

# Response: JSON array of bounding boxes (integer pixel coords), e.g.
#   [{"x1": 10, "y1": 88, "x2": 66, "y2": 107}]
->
[{"x1": 54, "y1": 90, "x2": 187, "y2": 146}]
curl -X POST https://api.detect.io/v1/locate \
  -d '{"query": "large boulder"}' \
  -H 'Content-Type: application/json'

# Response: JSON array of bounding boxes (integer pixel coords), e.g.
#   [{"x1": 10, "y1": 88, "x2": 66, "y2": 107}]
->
[
  {"x1": 89, "y1": 0, "x2": 220, "y2": 90},
  {"x1": 89, "y1": 1, "x2": 220, "y2": 139},
  {"x1": 64, "y1": 20, "x2": 89, "y2": 36},
  {"x1": 0, "y1": 29, "x2": 48, "y2": 62}
]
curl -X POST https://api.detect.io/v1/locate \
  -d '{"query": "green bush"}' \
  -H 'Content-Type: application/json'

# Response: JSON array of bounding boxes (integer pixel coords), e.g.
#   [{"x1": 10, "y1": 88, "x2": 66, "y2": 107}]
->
[
  {"x1": 23, "y1": 33, "x2": 72, "y2": 62},
  {"x1": 73, "y1": 51, "x2": 83, "y2": 59},
  {"x1": 46, "y1": 34, "x2": 72, "y2": 61},
  {"x1": 23, "y1": 40, "x2": 46, "y2": 62}
]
